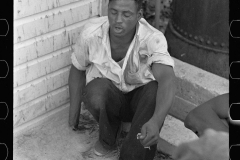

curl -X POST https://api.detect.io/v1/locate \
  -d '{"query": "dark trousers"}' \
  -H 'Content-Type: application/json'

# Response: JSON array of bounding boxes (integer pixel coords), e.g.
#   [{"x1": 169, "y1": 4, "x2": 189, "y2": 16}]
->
[{"x1": 82, "y1": 78, "x2": 158, "y2": 160}]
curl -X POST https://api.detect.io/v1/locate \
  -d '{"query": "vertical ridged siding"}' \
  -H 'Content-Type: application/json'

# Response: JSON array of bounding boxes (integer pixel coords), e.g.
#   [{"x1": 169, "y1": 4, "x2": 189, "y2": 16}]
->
[{"x1": 14, "y1": 0, "x2": 102, "y2": 129}]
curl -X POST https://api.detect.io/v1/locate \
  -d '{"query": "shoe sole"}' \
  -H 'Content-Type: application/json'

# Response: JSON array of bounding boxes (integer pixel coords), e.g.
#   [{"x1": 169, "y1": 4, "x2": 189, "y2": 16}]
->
[
  {"x1": 93, "y1": 148, "x2": 111, "y2": 156},
  {"x1": 94, "y1": 123, "x2": 123, "y2": 156}
]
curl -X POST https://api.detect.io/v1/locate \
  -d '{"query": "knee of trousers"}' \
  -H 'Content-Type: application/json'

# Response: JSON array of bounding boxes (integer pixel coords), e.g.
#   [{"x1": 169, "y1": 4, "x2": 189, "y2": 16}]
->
[
  {"x1": 82, "y1": 78, "x2": 112, "y2": 110},
  {"x1": 143, "y1": 81, "x2": 158, "y2": 95}
]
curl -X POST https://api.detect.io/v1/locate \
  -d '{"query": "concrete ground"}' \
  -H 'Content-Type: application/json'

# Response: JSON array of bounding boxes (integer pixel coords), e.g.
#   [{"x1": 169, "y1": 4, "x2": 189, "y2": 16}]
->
[
  {"x1": 14, "y1": 106, "x2": 188, "y2": 160},
  {"x1": 14, "y1": 106, "x2": 116, "y2": 160}
]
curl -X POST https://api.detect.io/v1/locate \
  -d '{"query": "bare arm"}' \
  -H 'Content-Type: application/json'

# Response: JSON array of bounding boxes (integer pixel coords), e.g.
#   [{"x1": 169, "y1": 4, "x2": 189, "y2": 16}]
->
[
  {"x1": 184, "y1": 93, "x2": 229, "y2": 136},
  {"x1": 139, "y1": 63, "x2": 176, "y2": 147},
  {"x1": 68, "y1": 64, "x2": 86, "y2": 128},
  {"x1": 210, "y1": 93, "x2": 229, "y2": 120},
  {"x1": 151, "y1": 63, "x2": 176, "y2": 128}
]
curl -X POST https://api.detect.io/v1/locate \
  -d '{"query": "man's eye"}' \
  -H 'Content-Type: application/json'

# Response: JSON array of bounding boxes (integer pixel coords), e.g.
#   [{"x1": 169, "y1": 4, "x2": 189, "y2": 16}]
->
[
  {"x1": 123, "y1": 13, "x2": 131, "y2": 17},
  {"x1": 111, "y1": 11, "x2": 117, "y2": 15}
]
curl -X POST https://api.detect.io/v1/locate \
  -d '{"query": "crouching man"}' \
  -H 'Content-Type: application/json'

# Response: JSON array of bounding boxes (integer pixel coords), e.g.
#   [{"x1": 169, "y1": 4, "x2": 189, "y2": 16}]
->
[{"x1": 68, "y1": 0, "x2": 176, "y2": 159}]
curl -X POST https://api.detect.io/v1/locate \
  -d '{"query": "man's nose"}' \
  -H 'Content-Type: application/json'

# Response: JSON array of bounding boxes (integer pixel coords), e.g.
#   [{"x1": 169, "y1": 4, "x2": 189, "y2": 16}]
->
[{"x1": 116, "y1": 14, "x2": 123, "y2": 23}]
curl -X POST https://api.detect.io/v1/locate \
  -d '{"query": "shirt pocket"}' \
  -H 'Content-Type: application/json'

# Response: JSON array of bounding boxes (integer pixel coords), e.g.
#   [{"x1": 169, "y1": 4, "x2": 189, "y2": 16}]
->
[{"x1": 124, "y1": 51, "x2": 150, "y2": 85}]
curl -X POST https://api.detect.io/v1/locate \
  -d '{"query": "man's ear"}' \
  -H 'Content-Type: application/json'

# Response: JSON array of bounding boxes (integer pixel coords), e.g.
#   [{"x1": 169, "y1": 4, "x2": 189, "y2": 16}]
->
[{"x1": 137, "y1": 9, "x2": 143, "y2": 21}]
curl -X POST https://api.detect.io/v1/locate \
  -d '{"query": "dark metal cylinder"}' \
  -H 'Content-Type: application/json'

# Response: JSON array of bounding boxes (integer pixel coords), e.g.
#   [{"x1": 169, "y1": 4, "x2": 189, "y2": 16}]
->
[{"x1": 165, "y1": 0, "x2": 229, "y2": 78}]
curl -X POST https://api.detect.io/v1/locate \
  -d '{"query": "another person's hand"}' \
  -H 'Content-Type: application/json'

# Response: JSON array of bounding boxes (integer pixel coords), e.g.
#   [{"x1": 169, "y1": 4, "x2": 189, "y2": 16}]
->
[
  {"x1": 139, "y1": 118, "x2": 161, "y2": 147},
  {"x1": 173, "y1": 128, "x2": 229, "y2": 160}
]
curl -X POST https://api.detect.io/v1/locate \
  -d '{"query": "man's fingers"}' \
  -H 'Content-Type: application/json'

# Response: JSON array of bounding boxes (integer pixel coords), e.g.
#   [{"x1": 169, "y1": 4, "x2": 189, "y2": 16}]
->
[
  {"x1": 140, "y1": 125, "x2": 147, "y2": 139},
  {"x1": 140, "y1": 135, "x2": 149, "y2": 146},
  {"x1": 143, "y1": 135, "x2": 158, "y2": 147},
  {"x1": 141, "y1": 132, "x2": 154, "y2": 146}
]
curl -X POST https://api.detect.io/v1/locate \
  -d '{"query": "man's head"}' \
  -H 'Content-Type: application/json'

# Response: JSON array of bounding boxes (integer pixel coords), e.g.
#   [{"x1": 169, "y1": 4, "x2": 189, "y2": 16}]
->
[{"x1": 108, "y1": 0, "x2": 143, "y2": 37}]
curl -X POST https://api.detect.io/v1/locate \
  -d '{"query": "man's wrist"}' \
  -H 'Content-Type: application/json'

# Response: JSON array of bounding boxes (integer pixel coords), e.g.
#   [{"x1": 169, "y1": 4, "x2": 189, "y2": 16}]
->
[{"x1": 151, "y1": 115, "x2": 164, "y2": 128}]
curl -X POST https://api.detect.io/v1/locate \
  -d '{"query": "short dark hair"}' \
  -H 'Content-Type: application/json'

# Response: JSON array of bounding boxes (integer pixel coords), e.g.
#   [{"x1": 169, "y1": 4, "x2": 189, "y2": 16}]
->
[{"x1": 109, "y1": 0, "x2": 143, "y2": 11}]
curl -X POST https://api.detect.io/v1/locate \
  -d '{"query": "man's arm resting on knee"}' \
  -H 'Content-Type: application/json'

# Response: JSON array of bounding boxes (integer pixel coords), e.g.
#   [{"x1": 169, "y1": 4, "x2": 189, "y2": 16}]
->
[
  {"x1": 68, "y1": 64, "x2": 86, "y2": 128},
  {"x1": 139, "y1": 63, "x2": 176, "y2": 147},
  {"x1": 151, "y1": 63, "x2": 176, "y2": 127}
]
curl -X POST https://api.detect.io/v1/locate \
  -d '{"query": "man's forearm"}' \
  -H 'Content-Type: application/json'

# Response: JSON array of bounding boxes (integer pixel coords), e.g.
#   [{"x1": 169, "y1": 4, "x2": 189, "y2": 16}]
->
[
  {"x1": 152, "y1": 78, "x2": 176, "y2": 128},
  {"x1": 68, "y1": 65, "x2": 86, "y2": 127}
]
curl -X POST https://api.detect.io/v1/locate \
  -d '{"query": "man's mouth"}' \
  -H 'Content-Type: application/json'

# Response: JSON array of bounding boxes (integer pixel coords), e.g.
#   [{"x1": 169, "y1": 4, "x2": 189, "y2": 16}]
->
[{"x1": 114, "y1": 26, "x2": 123, "y2": 33}]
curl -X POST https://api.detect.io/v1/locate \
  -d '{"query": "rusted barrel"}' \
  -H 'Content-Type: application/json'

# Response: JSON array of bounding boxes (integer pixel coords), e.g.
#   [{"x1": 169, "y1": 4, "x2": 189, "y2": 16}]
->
[{"x1": 165, "y1": 0, "x2": 229, "y2": 78}]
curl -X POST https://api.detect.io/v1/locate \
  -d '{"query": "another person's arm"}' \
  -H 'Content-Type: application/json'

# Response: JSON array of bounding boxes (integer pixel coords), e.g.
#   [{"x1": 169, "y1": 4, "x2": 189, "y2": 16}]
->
[
  {"x1": 173, "y1": 128, "x2": 229, "y2": 160},
  {"x1": 184, "y1": 93, "x2": 229, "y2": 136}
]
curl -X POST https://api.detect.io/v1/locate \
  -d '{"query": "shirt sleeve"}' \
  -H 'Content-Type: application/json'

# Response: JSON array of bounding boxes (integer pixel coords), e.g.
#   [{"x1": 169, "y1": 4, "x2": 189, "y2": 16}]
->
[
  {"x1": 71, "y1": 30, "x2": 89, "y2": 70},
  {"x1": 146, "y1": 33, "x2": 174, "y2": 68}
]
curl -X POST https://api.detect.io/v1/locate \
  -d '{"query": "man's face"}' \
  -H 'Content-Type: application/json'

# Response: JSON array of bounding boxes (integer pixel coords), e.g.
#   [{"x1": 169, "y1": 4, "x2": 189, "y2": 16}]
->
[{"x1": 108, "y1": 0, "x2": 142, "y2": 37}]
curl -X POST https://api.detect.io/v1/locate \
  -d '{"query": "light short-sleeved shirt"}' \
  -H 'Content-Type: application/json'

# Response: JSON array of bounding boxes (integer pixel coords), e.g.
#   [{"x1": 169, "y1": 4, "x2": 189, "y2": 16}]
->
[{"x1": 71, "y1": 16, "x2": 174, "y2": 93}]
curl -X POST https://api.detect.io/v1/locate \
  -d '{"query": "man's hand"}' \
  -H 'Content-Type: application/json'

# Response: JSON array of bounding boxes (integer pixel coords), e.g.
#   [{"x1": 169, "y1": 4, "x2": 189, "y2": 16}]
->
[{"x1": 139, "y1": 118, "x2": 160, "y2": 147}]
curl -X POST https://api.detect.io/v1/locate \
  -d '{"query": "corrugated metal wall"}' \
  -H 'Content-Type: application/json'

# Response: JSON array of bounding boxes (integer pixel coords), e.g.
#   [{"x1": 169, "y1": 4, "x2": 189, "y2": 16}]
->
[{"x1": 14, "y1": 0, "x2": 104, "y2": 130}]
